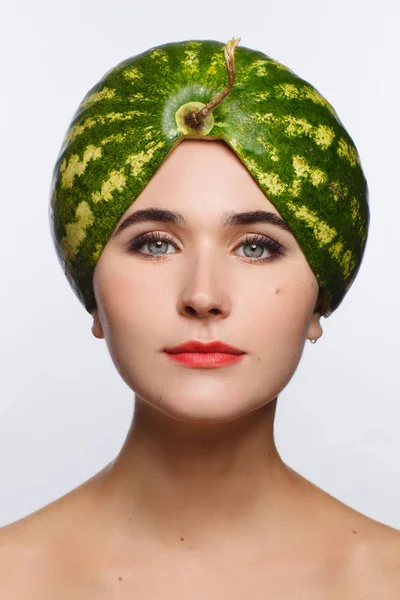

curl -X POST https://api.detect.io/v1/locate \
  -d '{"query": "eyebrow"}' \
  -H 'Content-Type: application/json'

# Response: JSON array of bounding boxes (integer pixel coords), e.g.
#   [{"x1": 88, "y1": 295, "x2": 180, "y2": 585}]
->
[{"x1": 112, "y1": 207, "x2": 293, "y2": 236}]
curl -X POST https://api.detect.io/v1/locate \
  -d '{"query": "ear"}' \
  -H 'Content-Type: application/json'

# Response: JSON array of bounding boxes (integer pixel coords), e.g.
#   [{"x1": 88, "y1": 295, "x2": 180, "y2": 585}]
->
[
  {"x1": 91, "y1": 309, "x2": 104, "y2": 339},
  {"x1": 306, "y1": 310, "x2": 323, "y2": 343}
]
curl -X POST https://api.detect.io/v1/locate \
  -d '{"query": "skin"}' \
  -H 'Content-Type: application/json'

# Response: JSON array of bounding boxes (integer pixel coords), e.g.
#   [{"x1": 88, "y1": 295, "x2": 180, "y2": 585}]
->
[{"x1": 0, "y1": 139, "x2": 399, "y2": 599}]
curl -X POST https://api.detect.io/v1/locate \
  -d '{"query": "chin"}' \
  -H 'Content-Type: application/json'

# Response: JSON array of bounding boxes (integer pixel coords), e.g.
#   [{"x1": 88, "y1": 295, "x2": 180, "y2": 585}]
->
[{"x1": 133, "y1": 379, "x2": 279, "y2": 425}]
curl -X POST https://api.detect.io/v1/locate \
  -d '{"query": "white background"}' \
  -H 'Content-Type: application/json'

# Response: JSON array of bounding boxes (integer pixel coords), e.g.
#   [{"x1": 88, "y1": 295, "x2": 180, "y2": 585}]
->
[{"x1": 0, "y1": 0, "x2": 399, "y2": 528}]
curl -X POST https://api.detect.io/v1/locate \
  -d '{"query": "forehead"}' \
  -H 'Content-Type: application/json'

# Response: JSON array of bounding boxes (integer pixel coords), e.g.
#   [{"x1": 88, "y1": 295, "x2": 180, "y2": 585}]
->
[
  {"x1": 121, "y1": 138, "x2": 284, "y2": 220},
  {"x1": 110, "y1": 139, "x2": 295, "y2": 239}
]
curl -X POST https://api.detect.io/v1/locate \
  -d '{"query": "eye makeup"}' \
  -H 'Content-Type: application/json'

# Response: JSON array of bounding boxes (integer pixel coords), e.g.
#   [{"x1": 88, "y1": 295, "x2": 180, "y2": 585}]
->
[{"x1": 126, "y1": 231, "x2": 286, "y2": 263}]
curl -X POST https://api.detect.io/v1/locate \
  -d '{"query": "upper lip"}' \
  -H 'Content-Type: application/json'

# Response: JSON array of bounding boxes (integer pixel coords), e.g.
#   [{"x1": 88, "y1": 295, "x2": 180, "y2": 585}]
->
[{"x1": 165, "y1": 340, "x2": 245, "y2": 355}]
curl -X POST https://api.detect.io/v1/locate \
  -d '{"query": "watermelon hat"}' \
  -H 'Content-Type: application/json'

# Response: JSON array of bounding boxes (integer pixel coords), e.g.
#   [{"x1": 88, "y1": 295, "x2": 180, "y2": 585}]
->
[{"x1": 49, "y1": 37, "x2": 369, "y2": 318}]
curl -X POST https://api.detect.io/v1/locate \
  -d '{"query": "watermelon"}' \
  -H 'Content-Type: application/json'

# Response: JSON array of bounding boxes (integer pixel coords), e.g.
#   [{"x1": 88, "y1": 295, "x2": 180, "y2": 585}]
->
[{"x1": 49, "y1": 37, "x2": 369, "y2": 317}]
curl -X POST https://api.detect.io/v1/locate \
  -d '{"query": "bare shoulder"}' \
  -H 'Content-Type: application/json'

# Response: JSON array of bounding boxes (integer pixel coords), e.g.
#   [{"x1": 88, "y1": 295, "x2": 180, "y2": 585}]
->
[
  {"x1": 0, "y1": 508, "x2": 73, "y2": 598},
  {"x1": 344, "y1": 515, "x2": 400, "y2": 597},
  {"x1": 366, "y1": 521, "x2": 400, "y2": 573},
  {"x1": 0, "y1": 519, "x2": 48, "y2": 598},
  {"x1": 292, "y1": 470, "x2": 400, "y2": 596},
  {"x1": 0, "y1": 475, "x2": 104, "y2": 599},
  {"x1": 1, "y1": 474, "x2": 399, "y2": 600}
]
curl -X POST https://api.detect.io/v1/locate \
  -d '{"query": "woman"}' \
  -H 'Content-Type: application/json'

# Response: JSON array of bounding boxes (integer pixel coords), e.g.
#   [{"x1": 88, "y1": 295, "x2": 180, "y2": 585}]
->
[{"x1": 1, "y1": 38, "x2": 399, "y2": 598}]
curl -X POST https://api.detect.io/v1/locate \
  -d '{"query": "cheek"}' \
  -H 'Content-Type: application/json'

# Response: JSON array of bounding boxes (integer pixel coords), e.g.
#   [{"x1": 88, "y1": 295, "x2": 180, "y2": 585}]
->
[
  {"x1": 96, "y1": 265, "x2": 165, "y2": 341},
  {"x1": 245, "y1": 270, "x2": 317, "y2": 344}
]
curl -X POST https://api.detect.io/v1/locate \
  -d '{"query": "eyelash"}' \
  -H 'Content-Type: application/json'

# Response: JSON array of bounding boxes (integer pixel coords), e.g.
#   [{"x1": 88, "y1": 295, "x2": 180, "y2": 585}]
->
[{"x1": 127, "y1": 231, "x2": 285, "y2": 263}]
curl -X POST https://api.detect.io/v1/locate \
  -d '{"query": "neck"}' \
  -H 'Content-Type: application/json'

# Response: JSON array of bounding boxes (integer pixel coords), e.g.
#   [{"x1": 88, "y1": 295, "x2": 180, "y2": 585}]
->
[{"x1": 91, "y1": 397, "x2": 307, "y2": 552}]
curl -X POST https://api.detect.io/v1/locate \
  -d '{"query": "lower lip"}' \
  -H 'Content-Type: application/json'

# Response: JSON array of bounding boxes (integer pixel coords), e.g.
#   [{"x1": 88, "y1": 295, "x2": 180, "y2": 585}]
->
[{"x1": 164, "y1": 352, "x2": 245, "y2": 368}]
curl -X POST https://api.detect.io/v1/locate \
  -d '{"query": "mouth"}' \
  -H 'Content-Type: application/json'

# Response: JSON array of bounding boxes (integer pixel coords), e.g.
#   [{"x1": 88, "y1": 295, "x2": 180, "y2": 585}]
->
[
  {"x1": 164, "y1": 339, "x2": 245, "y2": 355},
  {"x1": 164, "y1": 351, "x2": 245, "y2": 369}
]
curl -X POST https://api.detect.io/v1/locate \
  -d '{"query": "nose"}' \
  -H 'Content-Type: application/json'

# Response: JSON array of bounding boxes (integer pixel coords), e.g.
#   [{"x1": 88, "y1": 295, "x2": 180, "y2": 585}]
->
[
  {"x1": 177, "y1": 250, "x2": 231, "y2": 320},
  {"x1": 183, "y1": 296, "x2": 223, "y2": 318}
]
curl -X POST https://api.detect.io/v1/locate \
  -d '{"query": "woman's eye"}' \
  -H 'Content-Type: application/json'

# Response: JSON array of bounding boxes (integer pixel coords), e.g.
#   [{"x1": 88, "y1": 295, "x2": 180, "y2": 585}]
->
[
  {"x1": 235, "y1": 234, "x2": 285, "y2": 261},
  {"x1": 127, "y1": 232, "x2": 177, "y2": 257},
  {"x1": 127, "y1": 232, "x2": 285, "y2": 262}
]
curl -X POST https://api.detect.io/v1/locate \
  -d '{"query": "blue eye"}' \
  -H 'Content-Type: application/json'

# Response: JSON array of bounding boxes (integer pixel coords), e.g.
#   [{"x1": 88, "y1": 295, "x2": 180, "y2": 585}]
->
[
  {"x1": 127, "y1": 231, "x2": 285, "y2": 262},
  {"x1": 128, "y1": 231, "x2": 175, "y2": 256},
  {"x1": 236, "y1": 234, "x2": 284, "y2": 260}
]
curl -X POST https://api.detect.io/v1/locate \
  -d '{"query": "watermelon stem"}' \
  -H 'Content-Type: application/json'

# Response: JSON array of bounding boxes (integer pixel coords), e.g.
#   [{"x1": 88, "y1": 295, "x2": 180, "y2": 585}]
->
[{"x1": 184, "y1": 36, "x2": 241, "y2": 131}]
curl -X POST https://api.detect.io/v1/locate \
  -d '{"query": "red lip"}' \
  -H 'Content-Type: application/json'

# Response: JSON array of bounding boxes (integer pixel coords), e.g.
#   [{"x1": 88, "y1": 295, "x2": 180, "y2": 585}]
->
[{"x1": 164, "y1": 340, "x2": 245, "y2": 355}]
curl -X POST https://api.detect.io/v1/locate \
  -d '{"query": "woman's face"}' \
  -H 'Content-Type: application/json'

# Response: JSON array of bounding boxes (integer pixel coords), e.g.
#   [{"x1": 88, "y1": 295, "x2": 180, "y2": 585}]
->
[{"x1": 92, "y1": 139, "x2": 322, "y2": 422}]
